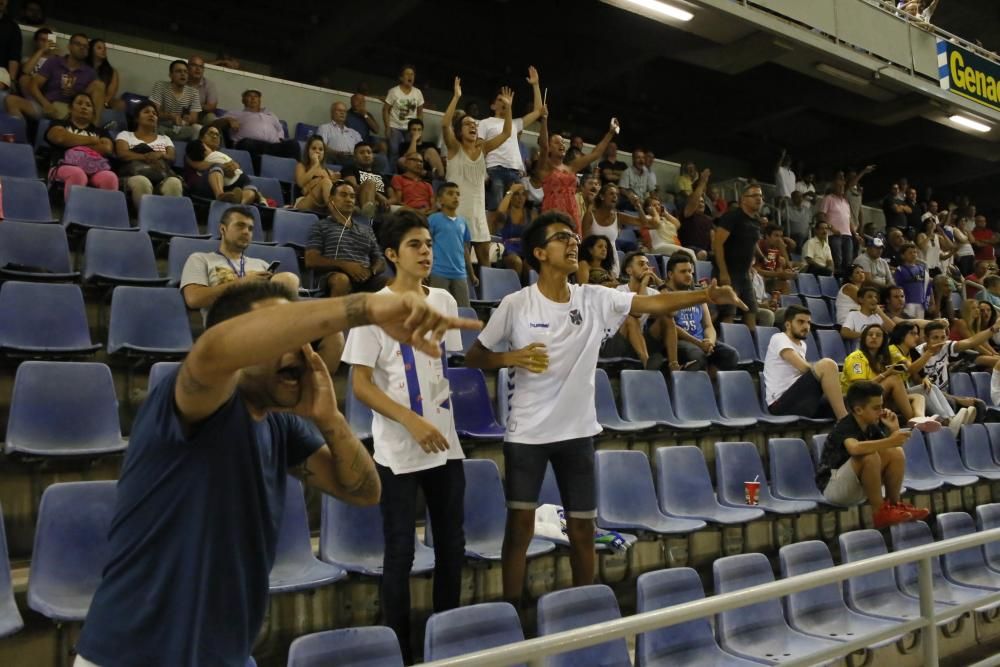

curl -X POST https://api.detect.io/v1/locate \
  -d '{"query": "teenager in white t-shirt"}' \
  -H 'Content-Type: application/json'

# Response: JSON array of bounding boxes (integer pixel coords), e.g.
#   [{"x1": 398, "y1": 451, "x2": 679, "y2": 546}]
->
[
  {"x1": 763, "y1": 304, "x2": 848, "y2": 420},
  {"x1": 382, "y1": 64, "x2": 424, "y2": 167},
  {"x1": 918, "y1": 320, "x2": 998, "y2": 414},
  {"x1": 840, "y1": 286, "x2": 896, "y2": 348},
  {"x1": 464, "y1": 210, "x2": 747, "y2": 605},
  {"x1": 479, "y1": 66, "x2": 544, "y2": 212},
  {"x1": 341, "y1": 211, "x2": 468, "y2": 663}
]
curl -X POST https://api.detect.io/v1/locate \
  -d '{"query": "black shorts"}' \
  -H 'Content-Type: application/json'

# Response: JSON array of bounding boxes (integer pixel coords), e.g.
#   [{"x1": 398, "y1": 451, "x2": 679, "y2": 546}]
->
[
  {"x1": 714, "y1": 271, "x2": 758, "y2": 319},
  {"x1": 503, "y1": 437, "x2": 596, "y2": 519},
  {"x1": 768, "y1": 371, "x2": 833, "y2": 419}
]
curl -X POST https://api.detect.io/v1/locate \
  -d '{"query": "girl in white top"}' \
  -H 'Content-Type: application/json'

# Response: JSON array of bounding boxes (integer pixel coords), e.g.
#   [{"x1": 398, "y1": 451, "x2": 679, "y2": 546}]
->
[
  {"x1": 341, "y1": 210, "x2": 467, "y2": 663},
  {"x1": 583, "y1": 183, "x2": 656, "y2": 278},
  {"x1": 442, "y1": 76, "x2": 513, "y2": 271},
  {"x1": 836, "y1": 264, "x2": 866, "y2": 325}
]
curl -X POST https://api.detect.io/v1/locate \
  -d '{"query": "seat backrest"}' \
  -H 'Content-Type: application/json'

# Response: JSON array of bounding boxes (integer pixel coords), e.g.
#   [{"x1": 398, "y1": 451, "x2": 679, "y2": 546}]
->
[
  {"x1": 0, "y1": 113, "x2": 27, "y2": 143},
  {"x1": 0, "y1": 220, "x2": 74, "y2": 273},
  {"x1": 781, "y1": 294, "x2": 803, "y2": 309},
  {"x1": 537, "y1": 585, "x2": 631, "y2": 667},
  {"x1": 172, "y1": 140, "x2": 187, "y2": 168},
  {"x1": 167, "y1": 236, "x2": 219, "y2": 285},
  {"x1": 260, "y1": 154, "x2": 298, "y2": 184},
  {"x1": 461, "y1": 459, "x2": 507, "y2": 547},
  {"x1": 319, "y1": 493, "x2": 385, "y2": 572},
  {"x1": 138, "y1": 194, "x2": 200, "y2": 236},
  {"x1": 538, "y1": 463, "x2": 562, "y2": 506},
  {"x1": 424, "y1": 602, "x2": 525, "y2": 663},
  {"x1": 620, "y1": 369, "x2": 679, "y2": 422},
  {"x1": 655, "y1": 446, "x2": 718, "y2": 516},
  {"x1": 594, "y1": 368, "x2": 625, "y2": 425},
  {"x1": 294, "y1": 122, "x2": 318, "y2": 142},
  {"x1": 796, "y1": 272, "x2": 821, "y2": 298},
  {"x1": 971, "y1": 372, "x2": 994, "y2": 404},
  {"x1": 448, "y1": 367, "x2": 502, "y2": 432},
  {"x1": 495, "y1": 367, "x2": 511, "y2": 427},
  {"x1": 937, "y1": 511, "x2": 984, "y2": 575},
  {"x1": 274, "y1": 478, "x2": 313, "y2": 564},
  {"x1": 949, "y1": 372, "x2": 975, "y2": 401},
  {"x1": 925, "y1": 429, "x2": 972, "y2": 475},
  {"x1": 779, "y1": 540, "x2": 847, "y2": 624},
  {"x1": 208, "y1": 200, "x2": 262, "y2": 238},
  {"x1": 7, "y1": 362, "x2": 122, "y2": 455},
  {"x1": 811, "y1": 434, "x2": 827, "y2": 465},
  {"x1": 595, "y1": 450, "x2": 661, "y2": 526},
  {"x1": 0, "y1": 143, "x2": 36, "y2": 178},
  {"x1": 64, "y1": 186, "x2": 130, "y2": 230},
  {"x1": 108, "y1": 286, "x2": 193, "y2": 354},
  {"x1": 805, "y1": 296, "x2": 834, "y2": 326},
  {"x1": 272, "y1": 209, "x2": 319, "y2": 248},
  {"x1": 718, "y1": 322, "x2": 756, "y2": 364},
  {"x1": 456, "y1": 306, "x2": 479, "y2": 355},
  {"x1": 245, "y1": 244, "x2": 302, "y2": 279},
  {"x1": 28, "y1": 481, "x2": 117, "y2": 620},
  {"x1": 83, "y1": 229, "x2": 161, "y2": 282},
  {"x1": 818, "y1": 275, "x2": 839, "y2": 300},
  {"x1": 959, "y1": 424, "x2": 996, "y2": 470},
  {"x1": 755, "y1": 325, "x2": 780, "y2": 361},
  {"x1": 287, "y1": 627, "x2": 404, "y2": 667},
  {"x1": 890, "y1": 521, "x2": 941, "y2": 588},
  {"x1": 838, "y1": 529, "x2": 899, "y2": 602},
  {"x1": 816, "y1": 329, "x2": 848, "y2": 365},
  {"x1": 714, "y1": 553, "x2": 787, "y2": 640},
  {"x1": 636, "y1": 568, "x2": 718, "y2": 665},
  {"x1": 0, "y1": 281, "x2": 95, "y2": 350},
  {"x1": 902, "y1": 430, "x2": 937, "y2": 478},
  {"x1": 977, "y1": 504, "x2": 1000, "y2": 569},
  {"x1": 695, "y1": 260, "x2": 712, "y2": 283},
  {"x1": 478, "y1": 267, "x2": 521, "y2": 302},
  {"x1": 0, "y1": 176, "x2": 53, "y2": 222},
  {"x1": 0, "y1": 502, "x2": 23, "y2": 637},
  {"x1": 148, "y1": 361, "x2": 181, "y2": 392},
  {"x1": 220, "y1": 147, "x2": 255, "y2": 175},
  {"x1": 248, "y1": 175, "x2": 285, "y2": 206},
  {"x1": 768, "y1": 438, "x2": 821, "y2": 499},
  {"x1": 344, "y1": 366, "x2": 373, "y2": 440},
  {"x1": 717, "y1": 370, "x2": 763, "y2": 418},
  {"x1": 670, "y1": 371, "x2": 723, "y2": 421},
  {"x1": 714, "y1": 441, "x2": 769, "y2": 506},
  {"x1": 987, "y1": 423, "x2": 1000, "y2": 464}
]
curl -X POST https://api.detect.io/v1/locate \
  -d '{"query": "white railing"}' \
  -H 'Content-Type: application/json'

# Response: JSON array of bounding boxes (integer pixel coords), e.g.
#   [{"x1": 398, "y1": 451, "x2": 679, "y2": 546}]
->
[{"x1": 423, "y1": 526, "x2": 1000, "y2": 667}]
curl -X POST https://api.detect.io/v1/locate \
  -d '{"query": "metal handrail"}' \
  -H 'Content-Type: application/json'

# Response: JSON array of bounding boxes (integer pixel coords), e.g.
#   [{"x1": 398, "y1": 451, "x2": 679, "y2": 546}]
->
[{"x1": 422, "y1": 526, "x2": 1000, "y2": 667}]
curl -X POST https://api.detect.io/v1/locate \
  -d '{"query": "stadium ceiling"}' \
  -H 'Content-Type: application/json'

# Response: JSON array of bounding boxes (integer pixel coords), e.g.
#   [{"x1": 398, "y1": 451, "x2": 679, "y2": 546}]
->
[{"x1": 57, "y1": 0, "x2": 1000, "y2": 212}]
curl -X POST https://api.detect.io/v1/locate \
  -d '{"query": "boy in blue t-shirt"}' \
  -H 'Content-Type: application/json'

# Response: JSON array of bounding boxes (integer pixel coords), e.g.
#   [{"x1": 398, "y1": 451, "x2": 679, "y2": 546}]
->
[{"x1": 428, "y1": 181, "x2": 476, "y2": 307}]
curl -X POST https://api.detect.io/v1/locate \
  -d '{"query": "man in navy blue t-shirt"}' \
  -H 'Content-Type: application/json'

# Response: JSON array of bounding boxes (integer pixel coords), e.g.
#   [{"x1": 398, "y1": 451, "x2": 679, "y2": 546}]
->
[{"x1": 75, "y1": 281, "x2": 480, "y2": 667}]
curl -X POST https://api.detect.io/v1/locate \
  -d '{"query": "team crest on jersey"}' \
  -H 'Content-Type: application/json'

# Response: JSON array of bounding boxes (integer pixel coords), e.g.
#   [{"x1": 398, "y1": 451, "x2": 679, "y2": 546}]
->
[
  {"x1": 852, "y1": 362, "x2": 862, "y2": 375},
  {"x1": 569, "y1": 309, "x2": 582, "y2": 325}
]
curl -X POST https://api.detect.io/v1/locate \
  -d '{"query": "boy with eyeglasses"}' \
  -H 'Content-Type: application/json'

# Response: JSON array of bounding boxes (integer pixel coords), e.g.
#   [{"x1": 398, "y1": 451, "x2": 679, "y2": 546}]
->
[{"x1": 465, "y1": 210, "x2": 747, "y2": 606}]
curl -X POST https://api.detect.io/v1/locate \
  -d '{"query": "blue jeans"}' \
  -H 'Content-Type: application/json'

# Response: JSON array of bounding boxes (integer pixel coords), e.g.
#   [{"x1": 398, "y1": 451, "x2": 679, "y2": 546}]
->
[
  {"x1": 486, "y1": 166, "x2": 522, "y2": 210},
  {"x1": 829, "y1": 235, "x2": 854, "y2": 279}
]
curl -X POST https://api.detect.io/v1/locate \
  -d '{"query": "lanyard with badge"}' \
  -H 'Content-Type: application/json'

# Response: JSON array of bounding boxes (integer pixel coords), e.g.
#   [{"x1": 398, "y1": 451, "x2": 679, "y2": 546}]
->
[{"x1": 216, "y1": 251, "x2": 246, "y2": 278}]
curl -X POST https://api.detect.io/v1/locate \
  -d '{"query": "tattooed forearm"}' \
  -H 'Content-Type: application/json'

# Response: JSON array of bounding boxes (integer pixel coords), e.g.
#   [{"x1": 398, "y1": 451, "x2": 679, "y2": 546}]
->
[
  {"x1": 321, "y1": 426, "x2": 381, "y2": 505},
  {"x1": 344, "y1": 293, "x2": 370, "y2": 329}
]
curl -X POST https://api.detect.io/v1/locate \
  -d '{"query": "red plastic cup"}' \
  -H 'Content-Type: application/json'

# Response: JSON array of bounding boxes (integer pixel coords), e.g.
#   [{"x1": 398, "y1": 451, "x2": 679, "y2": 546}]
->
[
  {"x1": 744, "y1": 481, "x2": 760, "y2": 505},
  {"x1": 1, "y1": 134, "x2": 15, "y2": 143}
]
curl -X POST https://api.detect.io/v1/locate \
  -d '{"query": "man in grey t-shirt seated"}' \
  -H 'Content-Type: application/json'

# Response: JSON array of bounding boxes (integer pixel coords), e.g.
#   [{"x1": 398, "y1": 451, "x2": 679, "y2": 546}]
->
[{"x1": 181, "y1": 205, "x2": 343, "y2": 370}]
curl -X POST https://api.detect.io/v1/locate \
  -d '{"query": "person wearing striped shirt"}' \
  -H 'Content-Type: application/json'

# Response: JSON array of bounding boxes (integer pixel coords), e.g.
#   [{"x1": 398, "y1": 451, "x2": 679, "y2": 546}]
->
[{"x1": 149, "y1": 59, "x2": 201, "y2": 140}]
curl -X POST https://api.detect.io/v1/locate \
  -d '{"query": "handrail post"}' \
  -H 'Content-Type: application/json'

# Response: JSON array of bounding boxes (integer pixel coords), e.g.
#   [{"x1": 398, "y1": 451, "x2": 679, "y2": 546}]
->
[{"x1": 918, "y1": 557, "x2": 939, "y2": 666}]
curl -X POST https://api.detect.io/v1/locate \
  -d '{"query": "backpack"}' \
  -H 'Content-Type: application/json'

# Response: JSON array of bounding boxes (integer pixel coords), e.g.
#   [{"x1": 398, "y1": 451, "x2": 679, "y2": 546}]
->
[{"x1": 60, "y1": 146, "x2": 111, "y2": 175}]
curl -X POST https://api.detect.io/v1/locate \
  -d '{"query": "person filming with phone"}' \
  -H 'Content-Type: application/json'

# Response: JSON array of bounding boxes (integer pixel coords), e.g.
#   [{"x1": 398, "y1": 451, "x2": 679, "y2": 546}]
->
[{"x1": 815, "y1": 380, "x2": 929, "y2": 528}]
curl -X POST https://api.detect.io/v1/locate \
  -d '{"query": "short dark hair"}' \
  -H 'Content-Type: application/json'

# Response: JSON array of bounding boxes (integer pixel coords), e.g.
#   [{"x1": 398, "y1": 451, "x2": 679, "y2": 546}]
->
[
  {"x1": 220, "y1": 206, "x2": 254, "y2": 227},
  {"x1": 169, "y1": 59, "x2": 187, "y2": 74},
  {"x1": 69, "y1": 32, "x2": 88, "y2": 43},
  {"x1": 34, "y1": 27, "x2": 51, "y2": 40},
  {"x1": 399, "y1": 63, "x2": 416, "y2": 75},
  {"x1": 579, "y1": 235, "x2": 614, "y2": 273},
  {"x1": 846, "y1": 380, "x2": 884, "y2": 411},
  {"x1": 666, "y1": 253, "x2": 694, "y2": 274},
  {"x1": 985, "y1": 275, "x2": 1000, "y2": 289},
  {"x1": 242, "y1": 89, "x2": 262, "y2": 97},
  {"x1": 765, "y1": 224, "x2": 782, "y2": 237},
  {"x1": 924, "y1": 321, "x2": 948, "y2": 338},
  {"x1": 858, "y1": 286, "x2": 879, "y2": 301},
  {"x1": 205, "y1": 281, "x2": 296, "y2": 329},
  {"x1": 900, "y1": 243, "x2": 917, "y2": 255},
  {"x1": 130, "y1": 100, "x2": 158, "y2": 130},
  {"x1": 622, "y1": 251, "x2": 645, "y2": 274},
  {"x1": 378, "y1": 209, "x2": 429, "y2": 267},
  {"x1": 407, "y1": 118, "x2": 423, "y2": 130},
  {"x1": 436, "y1": 181, "x2": 459, "y2": 196},
  {"x1": 522, "y1": 211, "x2": 575, "y2": 271},
  {"x1": 353, "y1": 141, "x2": 372, "y2": 153},
  {"x1": 783, "y1": 304, "x2": 810, "y2": 327}
]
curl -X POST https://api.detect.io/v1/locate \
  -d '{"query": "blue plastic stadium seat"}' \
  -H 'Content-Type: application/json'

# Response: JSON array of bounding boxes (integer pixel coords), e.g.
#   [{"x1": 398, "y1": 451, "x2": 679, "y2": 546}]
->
[
  {"x1": 272, "y1": 208, "x2": 319, "y2": 251},
  {"x1": 294, "y1": 123, "x2": 318, "y2": 142},
  {"x1": 0, "y1": 142, "x2": 36, "y2": 178},
  {"x1": 596, "y1": 450, "x2": 706, "y2": 534},
  {"x1": 805, "y1": 297, "x2": 835, "y2": 328},
  {"x1": 636, "y1": 567, "x2": 763, "y2": 667},
  {"x1": 107, "y1": 286, "x2": 193, "y2": 358},
  {"x1": 755, "y1": 326, "x2": 780, "y2": 362},
  {"x1": 535, "y1": 463, "x2": 638, "y2": 552},
  {"x1": 148, "y1": 361, "x2": 181, "y2": 392},
  {"x1": 424, "y1": 602, "x2": 525, "y2": 663},
  {"x1": 595, "y1": 368, "x2": 656, "y2": 432},
  {"x1": 0, "y1": 176, "x2": 56, "y2": 222},
  {"x1": 959, "y1": 424, "x2": 1000, "y2": 475},
  {"x1": 287, "y1": 627, "x2": 404, "y2": 667},
  {"x1": 344, "y1": 366, "x2": 373, "y2": 442},
  {"x1": 5, "y1": 361, "x2": 127, "y2": 456},
  {"x1": 655, "y1": 446, "x2": 764, "y2": 525},
  {"x1": 172, "y1": 140, "x2": 187, "y2": 168},
  {"x1": 83, "y1": 229, "x2": 168, "y2": 286},
  {"x1": 717, "y1": 370, "x2": 798, "y2": 426},
  {"x1": 926, "y1": 429, "x2": 997, "y2": 480},
  {"x1": 0, "y1": 220, "x2": 80, "y2": 280},
  {"x1": 976, "y1": 504, "x2": 1000, "y2": 573},
  {"x1": 248, "y1": 175, "x2": 285, "y2": 208},
  {"x1": 937, "y1": 512, "x2": 1000, "y2": 590},
  {"x1": 718, "y1": 322, "x2": 757, "y2": 365},
  {"x1": 811, "y1": 434, "x2": 826, "y2": 464},
  {"x1": 0, "y1": 281, "x2": 100, "y2": 357},
  {"x1": 0, "y1": 112, "x2": 28, "y2": 144},
  {"x1": 949, "y1": 372, "x2": 974, "y2": 402},
  {"x1": 435, "y1": 459, "x2": 553, "y2": 560},
  {"x1": 139, "y1": 194, "x2": 208, "y2": 239},
  {"x1": 220, "y1": 147, "x2": 255, "y2": 175},
  {"x1": 473, "y1": 267, "x2": 522, "y2": 305},
  {"x1": 620, "y1": 369, "x2": 710, "y2": 430},
  {"x1": 889, "y1": 521, "x2": 993, "y2": 608},
  {"x1": 319, "y1": 493, "x2": 433, "y2": 576},
  {"x1": 63, "y1": 186, "x2": 132, "y2": 232},
  {"x1": 970, "y1": 372, "x2": 1000, "y2": 416},
  {"x1": 714, "y1": 553, "x2": 841, "y2": 664},
  {"x1": 260, "y1": 154, "x2": 298, "y2": 186},
  {"x1": 815, "y1": 329, "x2": 848, "y2": 367},
  {"x1": 447, "y1": 367, "x2": 506, "y2": 439},
  {"x1": 208, "y1": 199, "x2": 263, "y2": 239},
  {"x1": 671, "y1": 371, "x2": 756, "y2": 429},
  {"x1": 447, "y1": 306, "x2": 480, "y2": 360},
  {"x1": 779, "y1": 541, "x2": 905, "y2": 646},
  {"x1": 269, "y1": 478, "x2": 347, "y2": 594},
  {"x1": 166, "y1": 236, "x2": 219, "y2": 286},
  {"x1": 245, "y1": 244, "x2": 303, "y2": 280},
  {"x1": 780, "y1": 294, "x2": 803, "y2": 309},
  {"x1": 715, "y1": 442, "x2": 818, "y2": 514},
  {"x1": 0, "y1": 503, "x2": 23, "y2": 638},
  {"x1": 796, "y1": 273, "x2": 822, "y2": 298},
  {"x1": 537, "y1": 585, "x2": 631, "y2": 667},
  {"x1": 768, "y1": 438, "x2": 838, "y2": 505},
  {"x1": 695, "y1": 260, "x2": 712, "y2": 283},
  {"x1": 903, "y1": 430, "x2": 973, "y2": 491},
  {"x1": 818, "y1": 275, "x2": 839, "y2": 300},
  {"x1": 758, "y1": 376, "x2": 833, "y2": 426},
  {"x1": 28, "y1": 481, "x2": 116, "y2": 621}
]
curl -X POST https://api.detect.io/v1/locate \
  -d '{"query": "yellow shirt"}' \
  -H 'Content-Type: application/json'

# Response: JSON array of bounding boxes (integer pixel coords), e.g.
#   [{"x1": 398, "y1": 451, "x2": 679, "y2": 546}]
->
[
  {"x1": 841, "y1": 349, "x2": 878, "y2": 393},
  {"x1": 888, "y1": 344, "x2": 911, "y2": 381}
]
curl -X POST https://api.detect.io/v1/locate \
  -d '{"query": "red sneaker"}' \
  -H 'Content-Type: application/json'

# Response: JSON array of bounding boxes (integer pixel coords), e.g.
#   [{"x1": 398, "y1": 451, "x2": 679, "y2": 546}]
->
[
  {"x1": 894, "y1": 501, "x2": 930, "y2": 521},
  {"x1": 873, "y1": 501, "x2": 913, "y2": 529}
]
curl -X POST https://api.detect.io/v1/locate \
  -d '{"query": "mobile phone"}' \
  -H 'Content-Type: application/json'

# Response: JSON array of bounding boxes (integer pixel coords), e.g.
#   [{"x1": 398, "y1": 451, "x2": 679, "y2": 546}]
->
[
  {"x1": 266, "y1": 261, "x2": 281, "y2": 273},
  {"x1": 890, "y1": 363, "x2": 908, "y2": 371}
]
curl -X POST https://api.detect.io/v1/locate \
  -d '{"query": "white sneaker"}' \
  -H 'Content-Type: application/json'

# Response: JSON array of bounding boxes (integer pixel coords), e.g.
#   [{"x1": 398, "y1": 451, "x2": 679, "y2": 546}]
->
[{"x1": 947, "y1": 408, "x2": 968, "y2": 437}]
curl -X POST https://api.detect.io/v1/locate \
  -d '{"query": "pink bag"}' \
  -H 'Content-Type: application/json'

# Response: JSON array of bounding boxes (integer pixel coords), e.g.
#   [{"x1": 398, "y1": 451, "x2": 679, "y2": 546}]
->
[{"x1": 60, "y1": 146, "x2": 111, "y2": 175}]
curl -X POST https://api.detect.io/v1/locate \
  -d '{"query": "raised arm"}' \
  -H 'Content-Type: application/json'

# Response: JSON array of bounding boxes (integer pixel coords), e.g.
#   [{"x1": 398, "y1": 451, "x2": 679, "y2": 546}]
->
[
  {"x1": 684, "y1": 168, "x2": 710, "y2": 218},
  {"x1": 847, "y1": 164, "x2": 875, "y2": 190},
  {"x1": 956, "y1": 322, "x2": 1000, "y2": 353},
  {"x1": 440, "y1": 77, "x2": 463, "y2": 156},
  {"x1": 482, "y1": 87, "x2": 514, "y2": 154},
  {"x1": 520, "y1": 66, "x2": 544, "y2": 127},
  {"x1": 630, "y1": 281, "x2": 746, "y2": 317},
  {"x1": 533, "y1": 106, "x2": 550, "y2": 177},
  {"x1": 568, "y1": 118, "x2": 618, "y2": 173}
]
